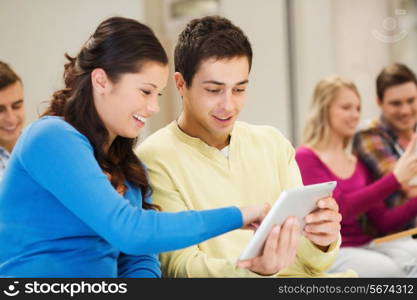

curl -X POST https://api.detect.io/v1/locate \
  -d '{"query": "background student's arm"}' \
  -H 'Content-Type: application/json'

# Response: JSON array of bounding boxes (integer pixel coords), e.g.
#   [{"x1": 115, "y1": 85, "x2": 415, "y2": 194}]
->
[
  {"x1": 296, "y1": 149, "x2": 402, "y2": 219},
  {"x1": 366, "y1": 197, "x2": 417, "y2": 234}
]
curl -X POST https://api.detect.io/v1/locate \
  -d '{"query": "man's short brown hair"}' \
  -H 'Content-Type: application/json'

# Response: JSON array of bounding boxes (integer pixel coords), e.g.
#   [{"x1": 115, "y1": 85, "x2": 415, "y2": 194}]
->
[
  {"x1": 174, "y1": 16, "x2": 252, "y2": 87},
  {"x1": 0, "y1": 61, "x2": 21, "y2": 91},
  {"x1": 376, "y1": 63, "x2": 417, "y2": 101}
]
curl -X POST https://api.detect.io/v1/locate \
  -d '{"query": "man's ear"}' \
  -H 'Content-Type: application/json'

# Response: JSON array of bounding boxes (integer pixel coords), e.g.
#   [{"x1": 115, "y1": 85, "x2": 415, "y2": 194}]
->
[
  {"x1": 91, "y1": 68, "x2": 111, "y2": 95},
  {"x1": 174, "y1": 72, "x2": 187, "y2": 96}
]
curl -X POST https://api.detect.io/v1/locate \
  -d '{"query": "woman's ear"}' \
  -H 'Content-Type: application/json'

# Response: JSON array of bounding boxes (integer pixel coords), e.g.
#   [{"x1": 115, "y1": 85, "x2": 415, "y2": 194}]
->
[{"x1": 91, "y1": 68, "x2": 111, "y2": 95}]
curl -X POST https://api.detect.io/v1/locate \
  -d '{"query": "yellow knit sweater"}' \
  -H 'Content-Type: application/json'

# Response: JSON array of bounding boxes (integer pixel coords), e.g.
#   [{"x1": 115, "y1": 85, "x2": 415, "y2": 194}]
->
[{"x1": 137, "y1": 121, "x2": 355, "y2": 278}]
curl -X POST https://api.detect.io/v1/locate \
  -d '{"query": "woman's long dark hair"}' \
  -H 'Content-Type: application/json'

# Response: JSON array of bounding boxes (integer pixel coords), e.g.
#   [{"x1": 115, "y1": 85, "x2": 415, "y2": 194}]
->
[{"x1": 42, "y1": 17, "x2": 168, "y2": 210}]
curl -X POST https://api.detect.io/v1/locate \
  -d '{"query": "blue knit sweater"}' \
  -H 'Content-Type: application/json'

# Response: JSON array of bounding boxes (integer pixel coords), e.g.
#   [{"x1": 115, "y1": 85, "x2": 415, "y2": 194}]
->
[{"x1": 0, "y1": 116, "x2": 242, "y2": 277}]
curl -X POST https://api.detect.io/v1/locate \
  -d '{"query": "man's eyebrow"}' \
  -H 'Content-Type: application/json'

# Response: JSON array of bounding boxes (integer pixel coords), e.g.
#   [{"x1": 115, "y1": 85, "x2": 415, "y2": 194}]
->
[
  {"x1": 0, "y1": 100, "x2": 24, "y2": 109},
  {"x1": 389, "y1": 100, "x2": 401, "y2": 104},
  {"x1": 12, "y1": 99, "x2": 24, "y2": 105},
  {"x1": 202, "y1": 80, "x2": 225, "y2": 86},
  {"x1": 236, "y1": 80, "x2": 249, "y2": 85},
  {"x1": 201, "y1": 79, "x2": 249, "y2": 85}
]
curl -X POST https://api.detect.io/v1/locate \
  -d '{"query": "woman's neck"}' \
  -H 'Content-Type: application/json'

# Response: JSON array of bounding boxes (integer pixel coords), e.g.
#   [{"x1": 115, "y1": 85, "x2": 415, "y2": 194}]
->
[
  {"x1": 314, "y1": 131, "x2": 345, "y2": 154},
  {"x1": 102, "y1": 128, "x2": 118, "y2": 154}
]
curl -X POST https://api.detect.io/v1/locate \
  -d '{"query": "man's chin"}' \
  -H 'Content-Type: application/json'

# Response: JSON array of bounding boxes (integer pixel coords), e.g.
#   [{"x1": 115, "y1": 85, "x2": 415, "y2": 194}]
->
[
  {"x1": 393, "y1": 122, "x2": 415, "y2": 132},
  {"x1": 0, "y1": 133, "x2": 18, "y2": 140}
]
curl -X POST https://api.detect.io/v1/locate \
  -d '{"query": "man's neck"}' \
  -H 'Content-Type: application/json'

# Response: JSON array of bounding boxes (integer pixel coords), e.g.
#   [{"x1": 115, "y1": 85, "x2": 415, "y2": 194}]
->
[
  {"x1": 395, "y1": 129, "x2": 414, "y2": 149},
  {"x1": 177, "y1": 114, "x2": 230, "y2": 150},
  {"x1": 0, "y1": 141, "x2": 15, "y2": 153},
  {"x1": 396, "y1": 129, "x2": 413, "y2": 140}
]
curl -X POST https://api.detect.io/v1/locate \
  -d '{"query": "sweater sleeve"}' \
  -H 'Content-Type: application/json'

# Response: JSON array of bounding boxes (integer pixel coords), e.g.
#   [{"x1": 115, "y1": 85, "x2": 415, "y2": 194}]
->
[
  {"x1": 295, "y1": 147, "x2": 402, "y2": 219},
  {"x1": 366, "y1": 197, "x2": 417, "y2": 233},
  {"x1": 140, "y1": 157, "x2": 260, "y2": 278},
  {"x1": 117, "y1": 252, "x2": 161, "y2": 278},
  {"x1": 18, "y1": 119, "x2": 243, "y2": 255}
]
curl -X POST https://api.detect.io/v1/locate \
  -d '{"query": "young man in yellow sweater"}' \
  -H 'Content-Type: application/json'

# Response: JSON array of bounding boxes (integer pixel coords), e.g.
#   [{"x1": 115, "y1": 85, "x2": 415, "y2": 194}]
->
[{"x1": 137, "y1": 16, "x2": 353, "y2": 277}]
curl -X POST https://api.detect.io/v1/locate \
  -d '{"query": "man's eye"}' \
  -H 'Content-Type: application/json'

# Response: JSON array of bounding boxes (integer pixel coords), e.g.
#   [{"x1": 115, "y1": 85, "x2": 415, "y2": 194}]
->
[
  {"x1": 206, "y1": 89, "x2": 220, "y2": 94},
  {"x1": 141, "y1": 90, "x2": 151, "y2": 95}
]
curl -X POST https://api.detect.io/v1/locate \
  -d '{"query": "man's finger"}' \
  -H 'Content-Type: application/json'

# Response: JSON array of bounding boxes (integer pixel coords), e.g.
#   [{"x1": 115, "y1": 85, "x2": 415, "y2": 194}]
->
[
  {"x1": 305, "y1": 209, "x2": 342, "y2": 224},
  {"x1": 304, "y1": 221, "x2": 341, "y2": 235},
  {"x1": 304, "y1": 231, "x2": 335, "y2": 247},
  {"x1": 261, "y1": 224, "x2": 280, "y2": 257},
  {"x1": 286, "y1": 218, "x2": 300, "y2": 263},
  {"x1": 317, "y1": 197, "x2": 339, "y2": 211}
]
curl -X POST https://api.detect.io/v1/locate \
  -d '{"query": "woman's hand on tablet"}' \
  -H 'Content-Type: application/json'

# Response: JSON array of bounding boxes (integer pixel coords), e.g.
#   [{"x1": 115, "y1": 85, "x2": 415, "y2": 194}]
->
[
  {"x1": 303, "y1": 196, "x2": 342, "y2": 251},
  {"x1": 236, "y1": 216, "x2": 300, "y2": 275},
  {"x1": 239, "y1": 203, "x2": 271, "y2": 230}
]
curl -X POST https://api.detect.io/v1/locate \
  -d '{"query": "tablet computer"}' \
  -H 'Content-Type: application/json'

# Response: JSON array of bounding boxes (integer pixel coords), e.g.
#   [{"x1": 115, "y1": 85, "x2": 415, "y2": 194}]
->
[{"x1": 239, "y1": 181, "x2": 337, "y2": 260}]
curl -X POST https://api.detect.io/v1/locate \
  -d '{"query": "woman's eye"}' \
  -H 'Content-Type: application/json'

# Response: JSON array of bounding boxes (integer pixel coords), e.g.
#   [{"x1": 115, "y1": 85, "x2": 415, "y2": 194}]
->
[{"x1": 140, "y1": 89, "x2": 152, "y2": 95}]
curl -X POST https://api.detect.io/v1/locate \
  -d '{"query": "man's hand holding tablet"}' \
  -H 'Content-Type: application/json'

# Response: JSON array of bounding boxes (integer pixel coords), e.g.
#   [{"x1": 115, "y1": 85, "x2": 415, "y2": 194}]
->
[{"x1": 237, "y1": 181, "x2": 341, "y2": 276}]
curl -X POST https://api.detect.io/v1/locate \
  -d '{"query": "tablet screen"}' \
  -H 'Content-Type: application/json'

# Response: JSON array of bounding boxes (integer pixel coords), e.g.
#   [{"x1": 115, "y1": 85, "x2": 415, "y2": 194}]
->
[{"x1": 239, "y1": 181, "x2": 337, "y2": 260}]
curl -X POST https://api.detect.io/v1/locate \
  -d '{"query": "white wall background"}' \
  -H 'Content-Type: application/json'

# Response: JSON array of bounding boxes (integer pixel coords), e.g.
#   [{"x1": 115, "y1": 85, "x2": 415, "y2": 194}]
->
[
  {"x1": 220, "y1": 0, "x2": 291, "y2": 137},
  {"x1": 0, "y1": 0, "x2": 144, "y2": 124},
  {"x1": 292, "y1": 0, "x2": 394, "y2": 145},
  {"x1": 1, "y1": 0, "x2": 416, "y2": 145}
]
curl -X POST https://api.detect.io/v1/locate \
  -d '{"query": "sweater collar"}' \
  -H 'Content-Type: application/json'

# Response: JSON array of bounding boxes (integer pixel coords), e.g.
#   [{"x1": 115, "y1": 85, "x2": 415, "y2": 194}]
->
[{"x1": 168, "y1": 121, "x2": 238, "y2": 159}]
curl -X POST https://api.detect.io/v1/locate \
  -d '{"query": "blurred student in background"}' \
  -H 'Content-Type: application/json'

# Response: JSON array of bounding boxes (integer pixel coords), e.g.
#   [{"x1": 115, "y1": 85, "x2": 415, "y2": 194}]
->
[
  {"x1": 0, "y1": 61, "x2": 25, "y2": 181},
  {"x1": 296, "y1": 75, "x2": 417, "y2": 277},
  {"x1": 353, "y1": 63, "x2": 417, "y2": 231}
]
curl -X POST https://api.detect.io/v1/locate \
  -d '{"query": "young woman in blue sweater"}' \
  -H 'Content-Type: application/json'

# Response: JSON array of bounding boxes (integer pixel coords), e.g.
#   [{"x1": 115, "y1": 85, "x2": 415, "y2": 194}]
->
[{"x1": 0, "y1": 17, "x2": 267, "y2": 277}]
